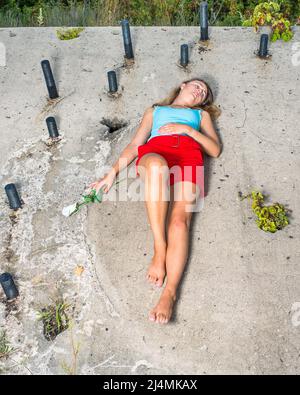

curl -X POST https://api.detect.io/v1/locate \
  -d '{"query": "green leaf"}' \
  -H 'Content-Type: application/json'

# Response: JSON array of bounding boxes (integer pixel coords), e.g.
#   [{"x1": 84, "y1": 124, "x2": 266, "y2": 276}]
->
[
  {"x1": 241, "y1": 189, "x2": 290, "y2": 233},
  {"x1": 242, "y1": 20, "x2": 252, "y2": 27}
]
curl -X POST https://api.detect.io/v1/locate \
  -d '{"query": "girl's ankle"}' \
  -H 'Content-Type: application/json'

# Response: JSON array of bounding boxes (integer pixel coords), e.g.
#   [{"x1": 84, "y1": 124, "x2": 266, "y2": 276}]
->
[
  {"x1": 154, "y1": 241, "x2": 167, "y2": 254},
  {"x1": 164, "y1": 287, "x2": 177, "y2": 301}
]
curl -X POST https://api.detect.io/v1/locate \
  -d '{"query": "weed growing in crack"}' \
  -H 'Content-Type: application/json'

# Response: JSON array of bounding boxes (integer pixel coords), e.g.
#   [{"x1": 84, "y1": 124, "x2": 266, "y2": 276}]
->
[
  {"x1": 239, "y1": 190, "x2": 291, "y2": 233},
  {"x1": 37, "y1": 300, "x2": 70, "y2": 341},
  {"x1": 0, "y1": 330, "x2": 14, "y2": 359}
]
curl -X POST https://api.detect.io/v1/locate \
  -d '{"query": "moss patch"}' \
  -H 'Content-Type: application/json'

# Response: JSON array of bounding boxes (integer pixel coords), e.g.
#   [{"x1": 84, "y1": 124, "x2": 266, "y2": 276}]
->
[{"x1": 56, "y1": 27, "x2": 84, "y2": 41}]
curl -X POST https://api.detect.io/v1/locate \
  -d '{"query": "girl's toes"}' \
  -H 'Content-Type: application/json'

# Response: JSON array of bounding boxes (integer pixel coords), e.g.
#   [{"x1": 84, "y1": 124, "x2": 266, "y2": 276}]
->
[
  {"x1": 149, "y1": 311, "x2": 156, "y2": 321},
  {"x1": 155, "y1": 278, "x2": 163, "y2": 287}
]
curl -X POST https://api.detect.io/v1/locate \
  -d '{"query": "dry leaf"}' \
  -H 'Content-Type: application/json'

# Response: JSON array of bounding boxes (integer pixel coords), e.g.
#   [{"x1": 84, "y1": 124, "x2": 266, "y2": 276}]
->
[{"x1": 74, "y1": 265, "x2": 84, "y2": 276}]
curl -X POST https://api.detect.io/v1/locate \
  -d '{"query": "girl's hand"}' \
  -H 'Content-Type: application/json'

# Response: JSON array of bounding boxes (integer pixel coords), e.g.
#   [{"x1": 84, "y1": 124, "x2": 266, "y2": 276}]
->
[
  {"x1": 158, "y1": 123, "x2": 192, "y2": 135},
  {"x1": 86, "y1": 171, "x2": 116, "y2": 195}
]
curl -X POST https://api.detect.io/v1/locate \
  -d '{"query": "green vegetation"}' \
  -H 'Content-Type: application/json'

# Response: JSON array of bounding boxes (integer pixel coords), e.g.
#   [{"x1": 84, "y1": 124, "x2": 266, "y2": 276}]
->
[
  {"x1": 61, "y1": 343, "x2": 79, "y2": 375},
  {"x1": 37, "y1": 300, "x2": 70, "y2": 341},
  {"x1": 82, "y1": 188, "x2": 104, "y2": 204},
  {"x1": 64, "y1": 187, "x2": 106, "y2": 217},
  {"x1": 62, "y1": 177, "x2": 126, "y2": 217},
  {"x1": 242, "y1": 1, "x2": 294, "y2": 41},
  {"x1": 0, "y1": 330, "x2": 14, "y2": 359},
  {"x1": 60, "y1": 327, "x2": 80, "y2": 375},
  {"x1": 56, "y1": 26, "x2": 84, "y2": 40},
  {"x1": 0, "y1": 0, "x2": 299, "y2": 28},
  {"x1": 239, "y1": 190, "x2": 291, "y2": 233}
]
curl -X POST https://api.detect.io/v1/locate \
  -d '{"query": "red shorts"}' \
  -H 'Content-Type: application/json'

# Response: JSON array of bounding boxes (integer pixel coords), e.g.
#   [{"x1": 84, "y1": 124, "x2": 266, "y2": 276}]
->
[{"x1": 135, "y1": 134, "x2": 204, "y2": 194}]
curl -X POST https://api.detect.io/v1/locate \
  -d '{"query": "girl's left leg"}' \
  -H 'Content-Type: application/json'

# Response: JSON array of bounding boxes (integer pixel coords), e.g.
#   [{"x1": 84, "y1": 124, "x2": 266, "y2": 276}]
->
[{"x1": 149, "y1": 181, "x2": 200, "y2": 324}]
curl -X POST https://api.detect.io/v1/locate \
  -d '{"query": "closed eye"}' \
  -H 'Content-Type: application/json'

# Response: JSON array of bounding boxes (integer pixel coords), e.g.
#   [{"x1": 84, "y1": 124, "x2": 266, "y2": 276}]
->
[{"x1": 191, "y1": 82, "x2": 207, "y2": 95}]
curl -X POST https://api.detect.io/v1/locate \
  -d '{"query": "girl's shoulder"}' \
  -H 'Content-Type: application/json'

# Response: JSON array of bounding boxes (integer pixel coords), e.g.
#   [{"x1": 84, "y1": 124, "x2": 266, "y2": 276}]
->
[
  {"x1": 200, "y1": 109, "x2": 210, "y2": 118},
  {"x1": 144, "y1": 106, "x2": 155, "y2": 115}
]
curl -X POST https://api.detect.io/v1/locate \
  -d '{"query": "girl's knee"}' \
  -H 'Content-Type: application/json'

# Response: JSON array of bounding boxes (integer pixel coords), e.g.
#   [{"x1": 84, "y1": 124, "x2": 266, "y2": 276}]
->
[
  {"x1": 138, "y1": 154, "x2": 168, "y2": 180},
  {"x1": 173, "y1": 182, "x2": 200, "y2": 203},
  {"x1": 167, "y1": 217, "x2": 191, "y2": 234}
]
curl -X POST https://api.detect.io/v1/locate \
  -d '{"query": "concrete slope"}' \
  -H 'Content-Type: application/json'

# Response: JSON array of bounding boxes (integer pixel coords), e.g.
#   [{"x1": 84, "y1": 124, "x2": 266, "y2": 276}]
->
[{"x1": 0, "y1": 26, "x2": 299, "y2": 374}]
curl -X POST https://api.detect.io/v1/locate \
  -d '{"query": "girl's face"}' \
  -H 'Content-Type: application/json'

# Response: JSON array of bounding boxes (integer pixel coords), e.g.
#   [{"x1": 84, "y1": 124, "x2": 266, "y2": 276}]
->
[{"x1": 180, "y1": 80, "x2": 208, "y2": 106}]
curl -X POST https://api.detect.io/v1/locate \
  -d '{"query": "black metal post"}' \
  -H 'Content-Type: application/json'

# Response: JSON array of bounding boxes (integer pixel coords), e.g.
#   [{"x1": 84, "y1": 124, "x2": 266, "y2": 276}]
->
[
  {"x1": 121, "y1": 19, "x2": 134, "y2": 59},
  {"x1": 5, "y1": 183, "x2": 22, "y2": 210},
  {"x1": 200, "y1": 1, "x2": 209, "y2": 41},
  {"x1": 0, "y1": 273, "x2": 19, "y2": 300},
  {"x1": 107, "y1": 71, "x2": 118, "y2": 93},
  {"x1": 258, "y1": 34, "x2": 269, "y2": 57},
  {"x1": 46, "y1": 116, "x2": 59, "y2": 138},
  {"x1": 41, "y1": 59, "x2": 59, "y2": 99},
  {"x1": 180, "y1": 44, "x2": 189, "y2": 67}
]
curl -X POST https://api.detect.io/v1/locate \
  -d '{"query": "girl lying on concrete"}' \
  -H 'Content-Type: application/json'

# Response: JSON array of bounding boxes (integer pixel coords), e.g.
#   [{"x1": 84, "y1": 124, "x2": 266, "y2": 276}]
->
[{"x1": 88, "y1": 77, "x2": 222, "y2": 324}]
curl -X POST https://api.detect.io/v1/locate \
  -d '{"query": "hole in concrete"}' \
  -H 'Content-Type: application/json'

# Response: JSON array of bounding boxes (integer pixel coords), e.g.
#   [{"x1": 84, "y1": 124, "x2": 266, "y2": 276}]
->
[
  {"x1": 123, "y1": 56, "x2": 135, "y2": 70},
  {"x1": 44, "y1": 136, "x2": 62, "y2": 149},
  {"x1": 9, "y1": 212, "x2": 19, "y2": 227},
  {"x1": 37, "y1": 300, "x2": 70, "y2": 341},
  {"x1": 254, "y1": 50, "x2": 272, "y2": 60},
  {"x1": 1, "y1": 213, "x2": 20, "y2": 265},
  {"x1": 198, "y1": 46, "x2": 211, "y2": 54},
  {"x1": 4, "y1": 299, "x2": 19, "y2": 319},
  {"x1": 100, "y1": 118, "x2": 128, "y2": 134}
]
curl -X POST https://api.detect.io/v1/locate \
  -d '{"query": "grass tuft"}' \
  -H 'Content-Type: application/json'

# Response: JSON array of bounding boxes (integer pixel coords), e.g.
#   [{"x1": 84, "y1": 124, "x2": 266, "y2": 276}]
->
[
  {"x1": 0, "y1": 330, "x2": 14, "y2": 359},
  {"x1": 37, "y1": 300, "x2": 70, "y2": 341}
]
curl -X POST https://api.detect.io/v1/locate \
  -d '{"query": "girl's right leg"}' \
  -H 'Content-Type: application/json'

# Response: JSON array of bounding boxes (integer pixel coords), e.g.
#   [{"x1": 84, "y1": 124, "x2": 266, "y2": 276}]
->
[
  {"x1": 137, "y1": 153, "x2": 170, "y2": 287},
  {"x1": 149, "y1": 181, "x2": 200, "y2": 324}
]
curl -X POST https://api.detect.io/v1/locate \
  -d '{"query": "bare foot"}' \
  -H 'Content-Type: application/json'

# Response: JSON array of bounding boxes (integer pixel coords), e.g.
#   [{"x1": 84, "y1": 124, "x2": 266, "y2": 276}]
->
[
  {"x1": 146, "y1": 249, "x2": 166, "y2": 287},
  {"x1": 149, "y1": 288, "x2": 177, "y2": 324}
]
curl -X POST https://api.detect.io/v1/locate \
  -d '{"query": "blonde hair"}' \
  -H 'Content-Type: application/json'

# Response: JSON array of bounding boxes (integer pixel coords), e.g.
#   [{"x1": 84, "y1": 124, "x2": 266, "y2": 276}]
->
[{"x1": 152, "y1": 77, "x2": 221, "y2": 121}]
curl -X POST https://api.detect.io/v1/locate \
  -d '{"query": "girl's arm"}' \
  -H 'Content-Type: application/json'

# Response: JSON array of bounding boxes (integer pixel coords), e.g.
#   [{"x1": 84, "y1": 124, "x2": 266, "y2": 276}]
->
[
  {"x1": 109, "y1": 107, "x2": 154, "y2": 177},
  {"x1": 187, "y1": 110, "x2": 221, "y2": 158}
]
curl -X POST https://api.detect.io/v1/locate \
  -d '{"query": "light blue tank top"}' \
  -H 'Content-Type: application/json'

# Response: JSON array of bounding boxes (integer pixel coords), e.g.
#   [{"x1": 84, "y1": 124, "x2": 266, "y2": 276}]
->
[{"x1": 147, "y1": 105, "x2": 202, "y2": 143}]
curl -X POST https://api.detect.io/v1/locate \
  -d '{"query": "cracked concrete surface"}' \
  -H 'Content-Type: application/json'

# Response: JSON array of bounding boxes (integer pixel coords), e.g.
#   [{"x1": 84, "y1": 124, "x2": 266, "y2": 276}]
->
[{"x1": 0, "y1": 27, "x2": 300, "y2": 375}]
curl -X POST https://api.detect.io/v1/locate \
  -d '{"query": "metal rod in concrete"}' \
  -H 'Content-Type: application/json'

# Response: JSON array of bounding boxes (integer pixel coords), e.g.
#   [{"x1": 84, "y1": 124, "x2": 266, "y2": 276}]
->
[
  {"x1": 180, "y1": 44, "x2": 189, "y2": 67},
  {"x1": 107, "y1": 71, "x2": 118, "y2": 93},
  {"x1": 46, "y1": 116, "x2": 59, "y2": 138},
  {"x1": 121, "y1": 19, "x2": 134, "y2": 59},
  {"x1": 258, "y1": 34, "x2": 269, "y2": 57},
  {"x1": 4, "y1": 183, "x2": 22, "y2": 210},
  {"x1": 0, "y1": 273, "x2": 19, "y2": 300},
  {"x1": 41, "y1": 59, "x2": 59, "y2": 99},
  {"x1": 200, "y1": 1, "x2": 209, "y2": 41}
]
